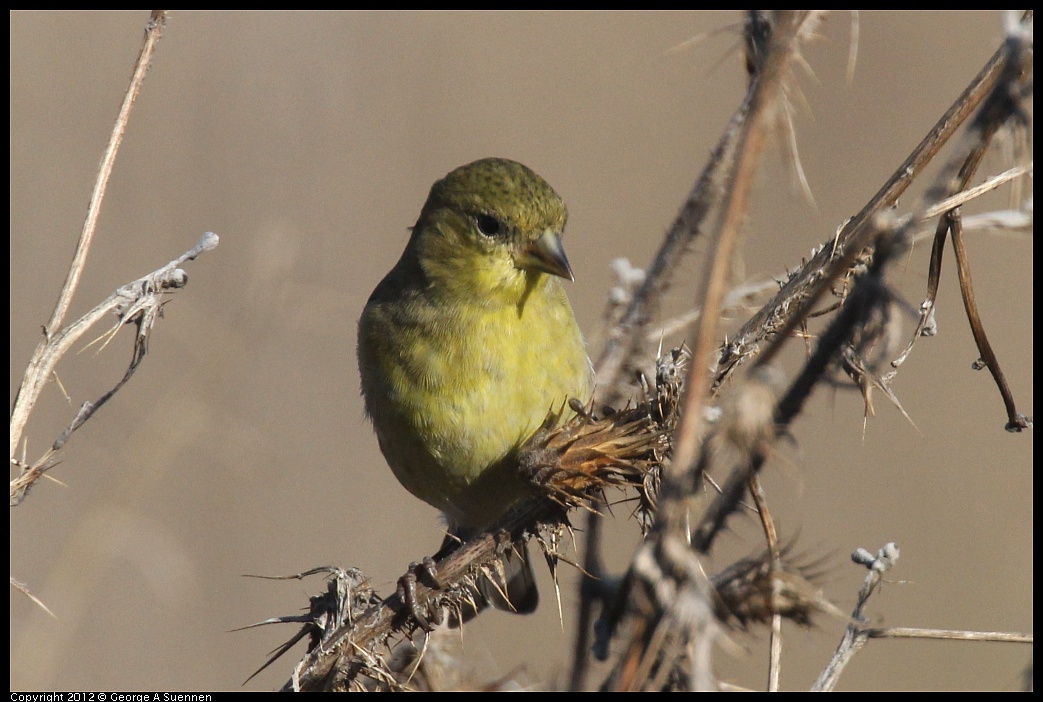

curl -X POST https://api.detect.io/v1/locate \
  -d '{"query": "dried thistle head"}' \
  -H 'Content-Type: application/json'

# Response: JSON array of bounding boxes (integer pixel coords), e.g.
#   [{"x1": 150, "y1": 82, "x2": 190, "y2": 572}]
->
[
  {"x1": 517, "y1": 346, "x2": 687, "y2": 527},
  {"x1": 710, "y1": 548, "x2": 844, "y2": 628}
]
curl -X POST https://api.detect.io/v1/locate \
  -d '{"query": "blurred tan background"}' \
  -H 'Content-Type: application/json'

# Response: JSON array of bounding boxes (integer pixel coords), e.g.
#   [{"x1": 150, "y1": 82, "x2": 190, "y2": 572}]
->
[{"x1": 10, "y1": 11, "x2": 1031, "y2": 692}]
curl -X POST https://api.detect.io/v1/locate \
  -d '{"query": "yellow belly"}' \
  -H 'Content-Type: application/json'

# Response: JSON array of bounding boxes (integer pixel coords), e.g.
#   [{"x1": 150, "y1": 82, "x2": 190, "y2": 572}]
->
[{"x1": 358, "y1": 277, "x2": 591, "y2": 530}]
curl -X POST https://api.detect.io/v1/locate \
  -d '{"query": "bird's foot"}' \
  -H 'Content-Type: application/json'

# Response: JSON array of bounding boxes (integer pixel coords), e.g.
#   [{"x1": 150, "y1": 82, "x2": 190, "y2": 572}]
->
[{"x1": 396, "y1": 556, "x2": 442, "y2": 631}]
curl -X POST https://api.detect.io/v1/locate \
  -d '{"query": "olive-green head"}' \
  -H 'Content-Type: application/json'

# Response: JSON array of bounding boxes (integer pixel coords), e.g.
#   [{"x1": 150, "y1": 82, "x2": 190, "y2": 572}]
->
[{"x1": 412, "y1": 158, "x2": 574, "y2": 293}]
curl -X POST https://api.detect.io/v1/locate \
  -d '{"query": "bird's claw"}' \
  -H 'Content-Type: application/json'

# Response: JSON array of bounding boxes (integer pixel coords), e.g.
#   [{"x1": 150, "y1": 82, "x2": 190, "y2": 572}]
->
[
  {"x1": 396, "y1": 557, "x2": 443, "y2": 631},
  {"x1": 419, "y1": 556, "x2": 441, "y2": 587}
]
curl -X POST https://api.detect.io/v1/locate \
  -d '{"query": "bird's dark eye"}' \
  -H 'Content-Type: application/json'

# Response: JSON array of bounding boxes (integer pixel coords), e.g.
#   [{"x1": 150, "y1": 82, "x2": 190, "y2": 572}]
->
[{"x1": 476, "y1": 214, "x2": 503, "y2": 237}]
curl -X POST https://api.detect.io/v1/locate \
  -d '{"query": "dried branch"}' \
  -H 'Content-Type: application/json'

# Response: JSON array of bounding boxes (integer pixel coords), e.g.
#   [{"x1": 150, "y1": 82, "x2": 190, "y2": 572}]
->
[
  {"x1": 712, "y1": 10, "x2": 1033, "y2": 394},
  {"x1": 10, "y1": 232, "x2": 219, "y2": 506},
  {"x1": 747, "y1": 474, "x2": 783, "y2": 691},
  {"x1": 10, "y1": 10, "x2": 168, "y2": 460},
  {"x1": 8, "y1": 12, "x2": 219, "y2": 624},
  {"x1": 691, "y1": 11, "x2": 1032, "y2": 560},
  {"x1": 861, "y1": 627, "x2": 1033, "y2": 644},
  {"x1": 813, "y1": 543, "x2": 1033, "y2": 692},
  {"x1": 599, "y1": 12, "x2": 826, "y2": 692},
  {"x1": 812, "y1": 543, "x2": 900, "y2": 692},
  {"x1": 602, "y1": 11, "x2": 1032, "y2": 692}
]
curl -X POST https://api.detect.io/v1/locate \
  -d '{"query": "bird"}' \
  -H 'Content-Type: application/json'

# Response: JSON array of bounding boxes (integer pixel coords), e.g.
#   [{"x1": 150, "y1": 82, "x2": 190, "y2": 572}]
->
[{"x1": 357, "y1": 157, "x2": 593, "y2": 615}]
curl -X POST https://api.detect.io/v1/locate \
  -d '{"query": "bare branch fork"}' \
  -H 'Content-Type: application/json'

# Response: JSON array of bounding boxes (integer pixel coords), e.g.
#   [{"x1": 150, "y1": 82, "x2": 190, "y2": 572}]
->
[
  {"x1": 10, "y1": 12, "x2": 222, "y2": 510},
  {"x1": 10, "y1": 232, "x2": 220, "y2": 505}
]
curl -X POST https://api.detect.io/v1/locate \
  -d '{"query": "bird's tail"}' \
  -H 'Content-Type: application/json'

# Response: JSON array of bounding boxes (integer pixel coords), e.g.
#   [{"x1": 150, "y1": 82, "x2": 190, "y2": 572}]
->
[{"x1": 438, "y1": 533, "x2": 538, "y2": 623}]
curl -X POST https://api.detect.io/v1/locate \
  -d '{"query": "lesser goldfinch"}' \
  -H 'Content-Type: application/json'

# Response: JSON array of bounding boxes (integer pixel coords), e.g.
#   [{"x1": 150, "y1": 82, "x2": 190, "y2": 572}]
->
[{"x1": 357, "y1": 158, "x2": 592, "y2": 613}]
